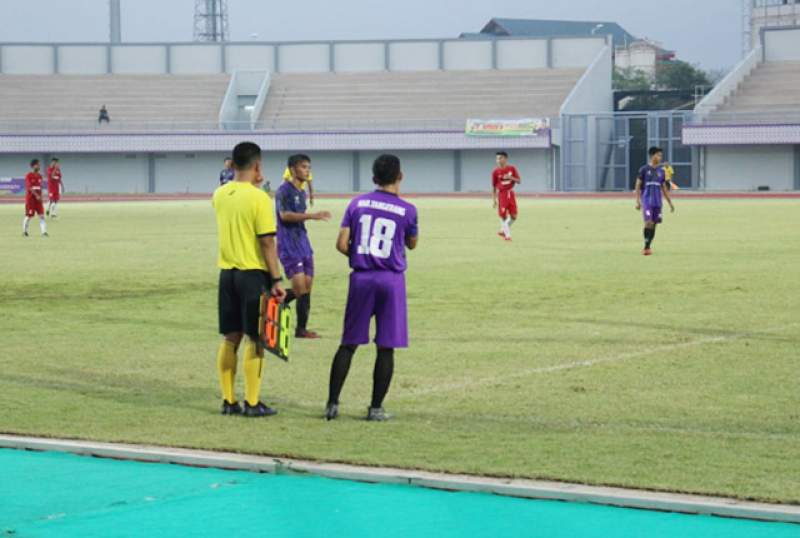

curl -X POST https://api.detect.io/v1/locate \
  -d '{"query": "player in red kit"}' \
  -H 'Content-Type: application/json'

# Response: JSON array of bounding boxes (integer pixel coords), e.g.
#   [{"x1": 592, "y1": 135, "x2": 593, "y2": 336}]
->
[
  {"x1": 23, "y1": 159, "x2": 48, "y2": 237},
  {"x1": 46, "y1": 157, "x2": 63, "y2": 218},
  {"x1": 492, "y1": 151, "x2": 521, "y2": 241}
]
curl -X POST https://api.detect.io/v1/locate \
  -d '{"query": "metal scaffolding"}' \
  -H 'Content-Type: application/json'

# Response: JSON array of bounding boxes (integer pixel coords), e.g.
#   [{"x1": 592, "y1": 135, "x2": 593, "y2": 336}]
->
[{"x1": 193, "y1": 0, "x2": 229, "y2": 42}]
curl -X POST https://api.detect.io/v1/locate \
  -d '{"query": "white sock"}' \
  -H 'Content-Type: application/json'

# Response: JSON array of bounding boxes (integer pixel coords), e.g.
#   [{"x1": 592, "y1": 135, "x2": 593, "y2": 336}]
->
[
  {"x1": 50, "y1": 202, "x2": 57, "y2": 216},
  {"x1": 39, "y1": 217, "x2": 47, "y2": 235},
  {"x1": 503, "y1": 217, "x2": 512, "y2": 238},
  {"x1": 508, "y1": 217, "x2": 515, "y2": 228},
  {"x1": 23, "y1": 216, "x2": 30, "y2": 234}
]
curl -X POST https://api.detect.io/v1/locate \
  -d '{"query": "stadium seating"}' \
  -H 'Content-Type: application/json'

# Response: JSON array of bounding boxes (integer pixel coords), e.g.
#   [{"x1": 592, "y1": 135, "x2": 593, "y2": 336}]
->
[
  {"x1": 259, "y1": 69, "x2": 585, "y2": 129},
  {"x1": 714, "y1": 61, "x2": 800, "y2": 116},
  {"x1": 0, "y1": 74, "x2": 230, "y2": 129}
]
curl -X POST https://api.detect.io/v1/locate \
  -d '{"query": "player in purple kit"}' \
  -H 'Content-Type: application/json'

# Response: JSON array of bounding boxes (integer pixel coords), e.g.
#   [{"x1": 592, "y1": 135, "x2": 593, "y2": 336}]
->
[
  {"x1": 635, "y1": 146, "x2": 675, "y2": 256},
  {"x1": 325, "y1": 154, "x2": 419, "y2": 422},
  {"x1": 276, "y1": 154, "x2": 331, "y2": 338}
]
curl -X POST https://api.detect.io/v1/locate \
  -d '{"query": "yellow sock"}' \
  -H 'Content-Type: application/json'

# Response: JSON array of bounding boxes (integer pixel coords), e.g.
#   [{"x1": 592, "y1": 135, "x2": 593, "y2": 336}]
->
[
  {"x1": 243, "y1": 339, "x2": 264, "y2": 406},
  {"x1": 216, "y1": 340, "x2": 238, "y2": 403}
]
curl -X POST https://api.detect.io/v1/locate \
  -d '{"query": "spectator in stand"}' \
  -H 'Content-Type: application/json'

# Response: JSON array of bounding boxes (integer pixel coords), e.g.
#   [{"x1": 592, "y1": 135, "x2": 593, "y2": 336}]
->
[{"x1": 98, "y1": 105, "x2": 111, "y2": 124}]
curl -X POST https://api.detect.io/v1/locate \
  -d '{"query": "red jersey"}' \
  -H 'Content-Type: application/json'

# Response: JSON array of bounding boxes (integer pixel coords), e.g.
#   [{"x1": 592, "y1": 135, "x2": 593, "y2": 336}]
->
[
  {"x1": 492, "y1": 166, "x2": 520, "y2": 193},
  {"x1": 47, "y1": 166, "x2": 62, "y2": 189},
  {"x1": 25, "y1": 172, "x2": 43, "y2": 199}
]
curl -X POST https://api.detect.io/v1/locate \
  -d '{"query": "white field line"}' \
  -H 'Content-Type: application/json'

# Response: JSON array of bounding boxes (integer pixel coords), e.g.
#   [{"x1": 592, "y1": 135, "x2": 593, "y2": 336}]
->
[{"x1": 397, "y1": 325, "x2": 797, "y2": 401}]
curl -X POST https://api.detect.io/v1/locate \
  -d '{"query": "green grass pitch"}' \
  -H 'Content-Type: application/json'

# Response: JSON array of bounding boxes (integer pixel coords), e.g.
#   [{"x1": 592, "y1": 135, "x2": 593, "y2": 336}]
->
[{"x1": 0, "y1": 197, "x2": 798, "y2": 503}]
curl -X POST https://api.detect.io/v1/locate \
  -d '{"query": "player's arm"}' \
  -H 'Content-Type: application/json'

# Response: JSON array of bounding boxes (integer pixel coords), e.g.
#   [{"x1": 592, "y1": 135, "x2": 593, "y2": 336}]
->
[
  {"x1": 336, "y1": 227, "x2": 350, "y2": 256},
  {"x1": 279, "y1": 210, "x2": 331, "y2": 223},
  {"x1": 509, "y1": 167, "x2": 521, "y2": 184},
  {"x1": 492, "y1": 177, "x2": 498, "y2": 208},
  {"x1": 661, "y1": 182, "x2": 675, "y2": 213},
  {"x1": 258, "y1": 234, "x2": 287, "y2": 302},
  {"x1": 307, "y1": 181, "x2": 315, "y2": 207},
  {"x1": 634, "y1": 178, "x2": 642, "y2": 210},
  {"x1": 406, "y1": 235, "x2": 418, "y2": 250}
]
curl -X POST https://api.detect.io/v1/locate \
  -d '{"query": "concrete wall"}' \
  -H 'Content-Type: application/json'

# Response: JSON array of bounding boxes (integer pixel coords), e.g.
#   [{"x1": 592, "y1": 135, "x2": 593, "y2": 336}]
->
[
  {"x1": 764, "y1": 27, "x2": 800, "y2": 61},
  {"x1": 0, "y1": 37, "x2": 605, "y2": 75},
  {"x1": 1, "y1": 46, "x2": 54, "y2": 74},
  {"x1": 171, "y1": 45, "x2": 222, "y2": 74},
  {"x1": 58, "y1": 46, "x2": 108, "y2": 75},
  {"x1": 461, "y1": 149, "x2": 550, "y2": 192},
  {"x1": 225, "y1": 45, "x2": 274, "y2": 72},
  {"x1": 111, "y1": 46, "x2": 167, "y2": 74},
  {"x1": 0, "y1": 150, "x2": 557, "y2": 194},
  {"x1": 705, "y1": 145, "x2": 795, "y2": 191},
  {"x1": 496, "y1": 40, "x2": 548, "y2": 70}
]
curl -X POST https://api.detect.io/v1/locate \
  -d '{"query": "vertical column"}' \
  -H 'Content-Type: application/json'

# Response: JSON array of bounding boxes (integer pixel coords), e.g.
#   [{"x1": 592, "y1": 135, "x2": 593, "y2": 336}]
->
[
  {"x1": 274, "y1": 45, "x2": 281, "y2": 73},
  {"x1": 165, "y1": 45, "x2": 172, "y2": 74},
  {"x1": 453, "y1": 150, "x2": 462, "y2": 192},
  {"x1": 491, "y1": 39, "x2": 498, "y2": 70},
  {"x1": 329, "y1": 42, "x2": 335, "y2": 73},
  {"x1": 437, "y1": 40, "x2": 445, "y2": 70},
  {"x1": 106, "y1": 45, "x2": 113, "y2": 73},
  {"x1": 384, "y1": 41, "x2": 391, "y2": 71},
  {"x1": 0, "y1": 46, "x2": 3, "y2": 74},
  {"x1": 53, "y1": 45, "x2": 59, "y2": 74},
  {"x1": 220, "y1": 44, "x2": 227, "y2": 73},
  {"x1": 352, "y1": 151, "x2": 361, "y2": 192},
  {"x1": 794, "y1": 145, "x2": 800, "y2": 190},
  {"x1": 148, "y1": 153, "x2": 156, "y2": 193},
  {"x1": 546, "y1": 38, "x2": 553, "y2": 68},
  {"x1": 109, "y1": 0, "x2": 122, "y2": 43}
]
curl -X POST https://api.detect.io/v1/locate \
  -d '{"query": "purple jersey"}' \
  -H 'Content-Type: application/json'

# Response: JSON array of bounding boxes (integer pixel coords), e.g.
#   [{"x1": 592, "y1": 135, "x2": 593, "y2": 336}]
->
[
  {"x1": 219, "y1": 168, "x2": 234, "y2": 186},
  {"x1": 638, "y1": 165, "x2": 665, "y2": 208},
  {"x1": 276, "y1": 181, "x2": 313, "y2": 262},
  {"x1": 341, "y1": 190, "x2": 418, "y2": 273}
]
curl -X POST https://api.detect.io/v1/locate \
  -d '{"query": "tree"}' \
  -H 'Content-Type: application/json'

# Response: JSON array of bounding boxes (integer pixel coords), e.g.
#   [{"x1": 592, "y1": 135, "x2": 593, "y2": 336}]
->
[
  {"x1": 613, "y1": 67, "x2": 653, "y2": 91},
  {"x1": 655, "y1": 61, "x2": 711, "y2": 91}
]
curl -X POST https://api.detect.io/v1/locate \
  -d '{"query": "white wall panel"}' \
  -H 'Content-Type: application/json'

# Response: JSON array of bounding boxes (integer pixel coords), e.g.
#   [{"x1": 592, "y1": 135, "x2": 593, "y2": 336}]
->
[
  {"x1": 171, "y1": 45, "x2": 222, "y2": 74},
  {"x1": 154, "y1": 153, "x2": 225, "y2": 193},
  {"x1": 764, "y1": 28, "x2": 800, "y2": 61},
  {"x1": 705, "y1": 145, "x2": 794, "y2": 191},
  {"x1": 358, "y1": 150, "x2": 454, "y2": 192},
  {"x1": 111, "y1": 46, "x2": 167, "y2": 74},
  {"x1": 388, "y1": 42, "x2": 439, "y2": 71},
  {"x1": 225, "y1": 45, "x2": 274, "y2": 72},
  {"x1": 497, "y1": 40, "x2": 548, "y2": 70},
  {"x1": 334, "y1": 43, "x2": 385, "y2": 72},
  {"x1": 278, "y1": 44, "x2": 330, "y2": 73},
  {"x1": 58, "y1": 46, "x2": 108, "y2": 74},
  {"x1": 443, "y1": 41, "x2": 492, "y2": 71},
  {"x1": 1, "y1": 46, "x2": 54, "y2": 74},
  {"x1": 461, "y1": 149, "x2": 550, "y2": 192},
  {"x1": 551, "y1": 37, "x2": 605, "y2": 68}
]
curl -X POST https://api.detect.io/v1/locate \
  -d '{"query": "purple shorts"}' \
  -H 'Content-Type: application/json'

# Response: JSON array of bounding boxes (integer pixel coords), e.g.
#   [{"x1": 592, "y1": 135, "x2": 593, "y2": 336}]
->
[
  {"x1": 642, "y1": 205, "x2": 663, "y2": 224},
  {"x1": 282, "y1": 257, "x2": 314, "y2": 279},
  {"x1": 341, "y1": 271, "x2": 408, "y2": 349}
]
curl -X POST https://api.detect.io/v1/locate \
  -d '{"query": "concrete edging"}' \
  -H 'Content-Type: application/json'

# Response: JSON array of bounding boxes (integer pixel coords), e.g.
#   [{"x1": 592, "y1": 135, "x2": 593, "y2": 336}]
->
[{"x1": 1, "y1": 434, "x2": 798, "y2": 525}]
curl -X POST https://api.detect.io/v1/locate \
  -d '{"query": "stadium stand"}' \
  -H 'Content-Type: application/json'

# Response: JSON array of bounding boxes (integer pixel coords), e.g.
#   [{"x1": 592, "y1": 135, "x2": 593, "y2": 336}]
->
[
  {"x1": 259, "y1": 69, "x2": 585, "y2": 129},
  {"x1": 0, "y1": 74, "x2": 230, "y2": 128},
  {"x1": 713, "y1": 61, "x2": 800, "y2": 117}
]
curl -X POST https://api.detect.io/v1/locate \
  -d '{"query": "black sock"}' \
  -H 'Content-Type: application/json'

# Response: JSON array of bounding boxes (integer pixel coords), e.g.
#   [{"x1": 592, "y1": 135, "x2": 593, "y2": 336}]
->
[
  {"x1": 644, "y1": 227, "x2": 655, "y2": 249},
  {"x1": 328, "y1": 345, "x2": 357, "y2": 405},
  {"x1": 284, "y1": 289, "x2": 297, "y2": 304},
  {"x1": 370, "y1": 348, "x2": 395, "y2": 409},
  {"x1": 296, "y1": 293, "x2": 310, "y2": 332}
]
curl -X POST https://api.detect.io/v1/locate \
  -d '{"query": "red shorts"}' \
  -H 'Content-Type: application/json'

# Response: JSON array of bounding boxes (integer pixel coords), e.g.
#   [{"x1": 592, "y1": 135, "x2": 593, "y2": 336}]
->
[
  {"x1": 25, "y1": 197, "x2": 44, "y2": 217},
  {"x1": 498, "y1": 191, "x2": 518, "y2": 219},
  {"x1": 49, "y1": 187, "x2": 61, "y2": 202}
]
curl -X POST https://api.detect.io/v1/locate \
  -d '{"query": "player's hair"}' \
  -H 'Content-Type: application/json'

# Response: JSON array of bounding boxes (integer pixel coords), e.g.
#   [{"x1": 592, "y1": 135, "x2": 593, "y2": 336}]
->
[
  {"x1": 223, "y1": 156, "x2": 232, "y2": 162},
  {"x1": 372, "y1": 154, "x2": 401, "y2": 186},
  {"x1": 496, "y1": 151, "x2": 509, "y2": 158},
  {"x1": 30, "y1": 159, "x2": 40, "y2": 167},
  {"x1": 287, "y1": 154, "x2": 311, "y2": 169},
  {"x1": 51, "y1": 157, "x2": 59, "y2": 163},
  {"x1": 232, "y1": 142, "x2": 261, "y2": 171},
  {"x1": 648, "y1": 146, "x2": 664, "y2": 157}
]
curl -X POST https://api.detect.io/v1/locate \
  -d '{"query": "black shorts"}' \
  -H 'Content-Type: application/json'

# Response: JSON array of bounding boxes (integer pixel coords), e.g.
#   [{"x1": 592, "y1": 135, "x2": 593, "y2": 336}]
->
[{"x1": 218, "y1": 269, "x2": 272, "y2": 340}]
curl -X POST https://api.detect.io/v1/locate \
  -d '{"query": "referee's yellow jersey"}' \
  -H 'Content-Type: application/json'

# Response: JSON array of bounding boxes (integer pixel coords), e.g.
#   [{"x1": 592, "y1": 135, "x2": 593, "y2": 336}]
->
[
  {"x1": 212, "y1": 180, "x2": 277, "y2": 271},
  {"x1": 283, "y1": 167, "x2": 313, "y2": 190}
]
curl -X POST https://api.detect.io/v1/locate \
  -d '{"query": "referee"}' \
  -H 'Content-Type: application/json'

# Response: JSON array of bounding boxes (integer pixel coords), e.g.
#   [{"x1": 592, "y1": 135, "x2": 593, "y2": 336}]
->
[{"x1": 212, "y1": 142, "x2": 286, "y2": 418}]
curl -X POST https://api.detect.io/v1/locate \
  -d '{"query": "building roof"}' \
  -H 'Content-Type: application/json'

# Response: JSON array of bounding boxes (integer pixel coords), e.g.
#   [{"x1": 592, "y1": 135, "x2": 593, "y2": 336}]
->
[{"x1": 475, "y1": 18, "x2": 637, "y2": 48}]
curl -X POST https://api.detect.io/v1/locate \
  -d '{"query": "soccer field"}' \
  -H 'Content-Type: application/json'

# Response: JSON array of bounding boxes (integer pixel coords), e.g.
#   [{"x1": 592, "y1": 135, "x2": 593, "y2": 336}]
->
[{"x1": 1, "y1": 197, "x2": 798, "y2": 504}]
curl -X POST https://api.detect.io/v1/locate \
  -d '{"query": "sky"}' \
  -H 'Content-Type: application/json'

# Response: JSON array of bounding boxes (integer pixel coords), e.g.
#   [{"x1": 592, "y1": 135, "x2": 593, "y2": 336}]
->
[{"x1": 0, "y1": 0, "x2": 741, "y2": 70}]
